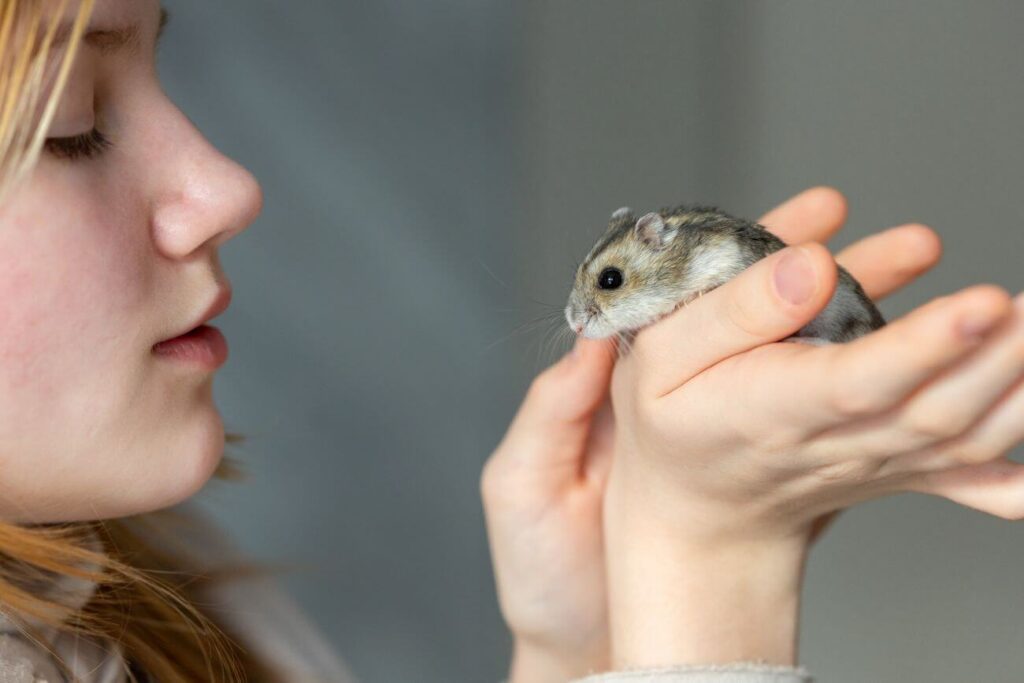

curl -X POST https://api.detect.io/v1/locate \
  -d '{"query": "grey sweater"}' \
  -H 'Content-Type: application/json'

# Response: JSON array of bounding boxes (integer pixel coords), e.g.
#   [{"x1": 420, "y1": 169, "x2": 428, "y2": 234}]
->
[
  {"x1": 0, "y1": 513, "x2": 814, "y2": 683},
  {"x1": 571, "y1": 664, "x2": 812, "y2": 683}
]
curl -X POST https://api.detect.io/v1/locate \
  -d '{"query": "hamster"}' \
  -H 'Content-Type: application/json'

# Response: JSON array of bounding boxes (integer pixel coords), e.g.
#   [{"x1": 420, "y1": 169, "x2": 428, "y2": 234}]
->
[{"x1": 565, "y1": 204, "x2": 885, "y2": 343}]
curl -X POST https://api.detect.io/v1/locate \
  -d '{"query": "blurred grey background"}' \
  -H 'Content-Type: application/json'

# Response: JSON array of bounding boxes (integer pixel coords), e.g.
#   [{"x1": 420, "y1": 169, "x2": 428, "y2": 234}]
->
[{"x1": 159, "y1": 1, "x2": 1024, "y2": 681}]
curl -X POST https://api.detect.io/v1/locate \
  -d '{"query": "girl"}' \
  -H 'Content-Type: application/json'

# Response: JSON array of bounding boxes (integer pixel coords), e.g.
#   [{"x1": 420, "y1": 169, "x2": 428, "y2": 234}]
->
[{"x1": 5, "y1": 1, "x2": 1023, "y2": 681}]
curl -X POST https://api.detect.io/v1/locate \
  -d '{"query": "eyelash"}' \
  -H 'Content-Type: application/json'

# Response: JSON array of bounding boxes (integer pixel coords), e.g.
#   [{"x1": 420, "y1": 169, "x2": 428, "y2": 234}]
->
[{"x1": 44, "y1": 128, "x2": 112, "y2": 161}]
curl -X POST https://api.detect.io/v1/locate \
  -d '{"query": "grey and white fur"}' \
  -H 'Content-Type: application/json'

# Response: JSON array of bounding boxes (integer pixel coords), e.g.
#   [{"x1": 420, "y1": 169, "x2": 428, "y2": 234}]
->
[{"x1": 565, "y1": 205, "x2": 885, "y2": 343}]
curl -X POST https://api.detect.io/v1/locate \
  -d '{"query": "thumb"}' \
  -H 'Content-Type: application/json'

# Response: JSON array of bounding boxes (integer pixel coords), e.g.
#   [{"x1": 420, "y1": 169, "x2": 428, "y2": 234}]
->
[
  {"x1": 633, "y1": 243, "x2": 838, "y2": 398},
  {"x1": 501, "y1": 336, "x2": 617, "y2": 464}
]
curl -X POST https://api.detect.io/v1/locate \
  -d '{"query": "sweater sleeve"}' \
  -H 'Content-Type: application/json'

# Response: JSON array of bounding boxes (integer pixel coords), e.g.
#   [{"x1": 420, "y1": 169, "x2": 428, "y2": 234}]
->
[{"x1": 568, "y1": 663, "x2": 813, "y2": 683}]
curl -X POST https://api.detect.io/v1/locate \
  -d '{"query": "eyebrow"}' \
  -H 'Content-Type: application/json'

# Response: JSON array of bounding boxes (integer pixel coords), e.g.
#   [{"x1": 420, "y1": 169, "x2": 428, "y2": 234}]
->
[{"x1": 54, "y1": 6, "x2": 169, "y2": 56}]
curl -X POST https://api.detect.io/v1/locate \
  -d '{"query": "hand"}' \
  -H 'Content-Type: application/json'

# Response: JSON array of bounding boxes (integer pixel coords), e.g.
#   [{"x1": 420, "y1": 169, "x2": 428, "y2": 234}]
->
[
  {"x1": 604, "y1": 189, "x2": 1024, "y2": 668},
  {"x1": 482, "y1": 186, "x2": 944, "y2": 681},
  {"x1": 482, "y1": 336, "x2": 616, "y2": 682}
]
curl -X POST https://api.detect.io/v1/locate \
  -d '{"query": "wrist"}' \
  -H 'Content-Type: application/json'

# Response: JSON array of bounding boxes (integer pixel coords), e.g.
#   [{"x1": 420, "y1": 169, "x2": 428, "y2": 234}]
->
[
  {"x1": 508, "y1": 638, "x2": 605, "y2": 683},
  {"x1": 603, "y1": 467, "x2": 809, "y2": 670}
]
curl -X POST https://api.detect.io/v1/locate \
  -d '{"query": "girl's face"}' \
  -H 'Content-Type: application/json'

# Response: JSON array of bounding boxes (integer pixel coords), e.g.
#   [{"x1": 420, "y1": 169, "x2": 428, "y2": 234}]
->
[{"x1": 0, "y1": 0, "x2": 262, "y2": 522}]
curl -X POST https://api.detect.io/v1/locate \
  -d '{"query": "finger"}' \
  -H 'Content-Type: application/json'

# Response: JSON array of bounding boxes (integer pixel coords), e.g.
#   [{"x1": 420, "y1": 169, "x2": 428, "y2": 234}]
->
[
  {"x1": 943, "y1": 372, "x2": 1024, "y2": 468},
  {"x1": 835, "y1": 224, "x2": 943, "y2": 301},
  {"x1": 894, "y1": 360, "x2": 1024, "y2": 476},
  {"x1": 825, "y1": 296, "x2": 1024, "y2": 460},
  {"x1": 503, "y1": 336, "x2": 617, "y2": 463},
  {"x1": 633, "y1": 243, "x2": 838, "y2": 398},
  {"x1": 891, "y1": 297, "x2": 1024, "y2": 450},
  {"x1": 822, "y1": 286, "x2": 1012, "y2": 415},
  {"x1": 758, "y1": 186, "x2": 848, "y2": 245},
  {"x1": 745, "y1": 285, "x2": 1014, "y2": 433},
  {"x1": 911, "y1": 458, "x2": 1024, "y2": 521}
]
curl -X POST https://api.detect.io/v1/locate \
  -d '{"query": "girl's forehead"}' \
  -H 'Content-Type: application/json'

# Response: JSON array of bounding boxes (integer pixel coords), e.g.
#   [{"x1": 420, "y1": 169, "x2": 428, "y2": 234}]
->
[
  {"x1": 79, "y1": 0, "x2": 148, "y2": 27},
  {"x1": 49, "y1": 0, "x2": 160, "y2": 38},
  {"x1": 50, "y1": 0, "x2": 166, "y2": 60}
]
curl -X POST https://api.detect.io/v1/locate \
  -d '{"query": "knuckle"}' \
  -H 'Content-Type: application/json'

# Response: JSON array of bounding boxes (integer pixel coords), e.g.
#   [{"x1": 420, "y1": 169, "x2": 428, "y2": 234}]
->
[
  {"x1": 739, "y1": 416, "x2": 799, "y2": 455},
  {"x1": 827, "y1": 382, "x2": 879, "y2": 418},
  {"x1": 903, "y1": 409, "x2": 970, "y2": 443},
  {"x1": 826, "y1": 353, "x2": 884, "y2": 418}
]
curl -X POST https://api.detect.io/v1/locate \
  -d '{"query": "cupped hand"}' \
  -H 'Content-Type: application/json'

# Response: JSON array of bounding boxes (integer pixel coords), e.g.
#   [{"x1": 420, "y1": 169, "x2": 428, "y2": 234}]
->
[
  {"x1": 602, "y1": 190, "x2": 1024, "y2": 669},
  {"x1": 482, "y1": 335, "x2": 616, "y2": 682},
  {"x1": 609, "y1": 201, "x2": 1024, "y2": 544},
  {"x1": 481, "y1": 187, "x2": 945, "y2": 682}
]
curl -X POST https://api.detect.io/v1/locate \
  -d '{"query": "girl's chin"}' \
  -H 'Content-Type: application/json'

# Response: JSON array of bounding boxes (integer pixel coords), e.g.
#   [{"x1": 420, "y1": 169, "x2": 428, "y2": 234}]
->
[{"x1": 118, "y1": 408, "x2": 227, "y2": 517}]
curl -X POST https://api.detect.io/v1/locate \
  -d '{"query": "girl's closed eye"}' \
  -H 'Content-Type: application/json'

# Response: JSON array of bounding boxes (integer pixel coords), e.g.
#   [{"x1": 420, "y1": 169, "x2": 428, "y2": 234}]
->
[{"x1": 44, "y1": 127, "x2": 111, "y2": 160}]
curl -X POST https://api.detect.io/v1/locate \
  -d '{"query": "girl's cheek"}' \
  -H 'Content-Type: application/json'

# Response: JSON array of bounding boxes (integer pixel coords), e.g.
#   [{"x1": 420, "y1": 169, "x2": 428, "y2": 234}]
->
[
  {"x1": 0, "y1": 185, "x2": 151, "y2": 395},
  {"x1": 0, "y1": 245, "x2": 94, "y2": 396}
]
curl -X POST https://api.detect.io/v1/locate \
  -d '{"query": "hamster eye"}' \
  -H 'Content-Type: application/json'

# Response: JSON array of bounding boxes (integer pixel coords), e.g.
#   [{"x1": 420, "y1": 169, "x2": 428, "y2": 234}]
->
[{"x1": 597, "y1": 267, "x2": 623, "y2": 290}]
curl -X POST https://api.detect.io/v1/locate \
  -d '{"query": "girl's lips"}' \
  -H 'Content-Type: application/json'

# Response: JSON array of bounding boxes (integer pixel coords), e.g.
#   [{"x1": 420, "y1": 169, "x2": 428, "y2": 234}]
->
[{"x1": 151, "y1": 324, "x2": 228, "y2": 370}]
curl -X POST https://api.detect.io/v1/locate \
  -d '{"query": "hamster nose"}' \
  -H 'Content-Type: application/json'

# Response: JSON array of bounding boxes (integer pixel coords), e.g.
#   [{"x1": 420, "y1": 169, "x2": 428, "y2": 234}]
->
[{"x1": 572, "y1": 323, "x2": 584, "y2": 334}]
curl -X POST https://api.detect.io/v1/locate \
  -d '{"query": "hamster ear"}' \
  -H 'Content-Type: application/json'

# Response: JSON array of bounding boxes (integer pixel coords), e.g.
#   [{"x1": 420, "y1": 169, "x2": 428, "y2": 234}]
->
[
  {"x1": 610, "y1": 206, "x2": 632, "y2": 220},
  {"x1": 634, "y1": 212, "x2": 674, "y2": 248}
]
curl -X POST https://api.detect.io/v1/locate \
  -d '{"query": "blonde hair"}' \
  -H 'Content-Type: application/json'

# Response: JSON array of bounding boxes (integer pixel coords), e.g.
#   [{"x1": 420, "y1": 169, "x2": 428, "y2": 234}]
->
[
  {"x1": 0, "y1": 2, "x2": 276, "y2": 680},
  {"x1": 0, "y1": 0, "x2": 82, "y2": 201}
]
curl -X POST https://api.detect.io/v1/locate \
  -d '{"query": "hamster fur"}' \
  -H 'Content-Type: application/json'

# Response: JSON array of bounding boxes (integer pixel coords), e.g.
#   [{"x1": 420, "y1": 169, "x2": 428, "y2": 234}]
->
[{"x1": 565, "y1": 205, "x2": 885, "y2": 343}]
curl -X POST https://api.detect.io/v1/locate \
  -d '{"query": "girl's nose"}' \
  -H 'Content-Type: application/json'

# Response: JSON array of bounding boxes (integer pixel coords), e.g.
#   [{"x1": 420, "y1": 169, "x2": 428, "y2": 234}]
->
[{"x1": 150, "y1": 109, "x2": 263, "y2": 259}]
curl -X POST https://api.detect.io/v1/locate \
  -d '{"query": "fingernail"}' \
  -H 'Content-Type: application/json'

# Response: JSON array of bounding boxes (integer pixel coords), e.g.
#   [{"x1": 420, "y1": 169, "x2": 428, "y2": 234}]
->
[{"x1": 773, "y1": 247, "x2": 817, "y2": 305}]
